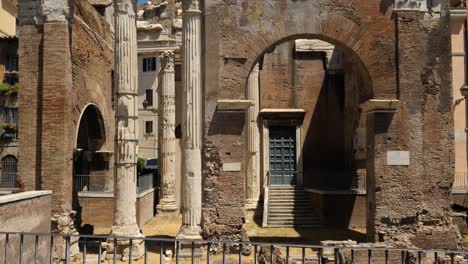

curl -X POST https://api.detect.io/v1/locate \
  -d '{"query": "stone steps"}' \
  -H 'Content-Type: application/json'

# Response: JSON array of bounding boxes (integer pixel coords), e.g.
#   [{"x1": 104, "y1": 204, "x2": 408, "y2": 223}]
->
[{"x1": 267, "y1": 186, "x2": 321, "y2": 227}]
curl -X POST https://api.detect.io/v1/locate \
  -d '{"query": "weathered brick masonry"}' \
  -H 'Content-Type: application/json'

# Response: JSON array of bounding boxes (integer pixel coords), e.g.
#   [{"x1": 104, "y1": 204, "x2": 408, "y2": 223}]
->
[
  {"x1": 17, "y1": 0, "x2": 114, "y2": 230},
  {"x1": 202, "y1": 0, "x2": 461, "y2": 248}
]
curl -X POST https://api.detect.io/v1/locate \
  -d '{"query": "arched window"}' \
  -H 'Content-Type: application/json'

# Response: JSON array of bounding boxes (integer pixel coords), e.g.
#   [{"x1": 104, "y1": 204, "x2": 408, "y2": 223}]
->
[{"x1": 1, "y1": 155, "x2": 17, "y2": 188}]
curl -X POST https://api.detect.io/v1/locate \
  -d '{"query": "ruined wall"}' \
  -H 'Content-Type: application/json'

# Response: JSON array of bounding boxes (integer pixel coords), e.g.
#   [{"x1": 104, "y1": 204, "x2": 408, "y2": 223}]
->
[
  {"x1": 203, "y1": 0, "x2": 459, "y2": 247},
  {"x1": 365, "y1": 3, "x2": 460, "y2": 248}
]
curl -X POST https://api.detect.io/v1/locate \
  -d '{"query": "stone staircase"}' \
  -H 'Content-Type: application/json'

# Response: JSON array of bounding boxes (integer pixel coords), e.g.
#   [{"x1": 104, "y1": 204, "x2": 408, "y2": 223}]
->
[{"x1": 267, "y1": 186, "x2": 321, "y2": 228}]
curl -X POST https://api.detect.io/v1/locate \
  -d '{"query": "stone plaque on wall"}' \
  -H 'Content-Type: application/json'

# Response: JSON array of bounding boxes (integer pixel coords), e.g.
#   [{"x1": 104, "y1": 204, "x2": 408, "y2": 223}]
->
[
  {"x1": 387, "y1": 151, "x2": 410, "y2": 166},
  {"x1": 223, "y1": 162, "x2": 241, "y2": 172}
]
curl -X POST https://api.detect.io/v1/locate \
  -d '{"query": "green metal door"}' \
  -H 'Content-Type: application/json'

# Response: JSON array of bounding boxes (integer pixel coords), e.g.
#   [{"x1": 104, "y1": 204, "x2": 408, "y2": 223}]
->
[{"x1": 269, "y1": 126, "x2": 297, "y2": 185}]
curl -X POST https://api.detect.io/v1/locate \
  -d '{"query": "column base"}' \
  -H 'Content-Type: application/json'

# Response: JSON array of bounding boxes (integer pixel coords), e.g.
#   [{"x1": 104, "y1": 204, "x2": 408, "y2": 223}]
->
[
  {"x1": 176, "y1": 226, "x2": 204, "y2": 258},
  {"x1": 106, "y1": 224, "x2": 145, "y2": 261},
  {"x1": 177, "y1": 225, "x2": 202, "y2": 240},
  {"x1": 157, "y1": 200, "x2": 179, "y2": 216}
]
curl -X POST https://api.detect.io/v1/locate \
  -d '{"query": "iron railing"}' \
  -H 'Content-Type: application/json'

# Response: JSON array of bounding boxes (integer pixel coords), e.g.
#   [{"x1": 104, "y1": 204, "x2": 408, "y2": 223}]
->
[
  {"x1": 0, "y1": 156, "x2": 17, "y2": 189},
  {"x1": 0, "y1": 178, "x2": 16, "y2": 189},
  {"x1": 0, "y1": 231, "x2": 467, "y2": 264},
  {"x1": 137, "y1": 173, "x2": 154, "y2": 194},
  {"x1": 73, "y1": 174, "x2": 107, "y2": 192},
  {"x1": 73, "y1": 173, "x2": 154, "y2": 194}
]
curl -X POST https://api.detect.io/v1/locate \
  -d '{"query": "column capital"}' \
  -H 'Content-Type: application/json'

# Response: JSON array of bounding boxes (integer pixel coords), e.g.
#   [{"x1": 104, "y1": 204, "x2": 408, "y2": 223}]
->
[
  {"x1": 114, "y1": 0, "x2": 136, "y2": 14},
  {"x1": 160, "y1": 51, "x2": 175, "y2": 72}
]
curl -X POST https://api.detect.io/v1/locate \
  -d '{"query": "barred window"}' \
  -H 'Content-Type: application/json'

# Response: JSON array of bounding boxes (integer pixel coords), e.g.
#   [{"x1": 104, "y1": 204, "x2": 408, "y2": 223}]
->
[{"x1": 0, "y1": 155, "x2": 17, "y2": 188}]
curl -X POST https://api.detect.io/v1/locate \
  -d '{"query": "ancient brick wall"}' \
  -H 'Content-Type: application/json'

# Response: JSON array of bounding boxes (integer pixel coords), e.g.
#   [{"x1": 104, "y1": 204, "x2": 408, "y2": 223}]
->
[
  {"x1": 17, "y1": 0, "x2": 114, "y2": 218},
  {"x1": 203, "y1": 0, "x2": 460, "y2": 247}
]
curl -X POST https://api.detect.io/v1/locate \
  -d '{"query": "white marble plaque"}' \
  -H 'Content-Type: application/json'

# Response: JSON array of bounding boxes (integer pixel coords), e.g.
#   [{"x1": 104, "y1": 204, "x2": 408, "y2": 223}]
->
[
  {"x1": 223, "y1": 162, "x2": 241, "y2": 172},
  {"x1": 387, "y1": 151, "x2": 410, "y2": 166}
]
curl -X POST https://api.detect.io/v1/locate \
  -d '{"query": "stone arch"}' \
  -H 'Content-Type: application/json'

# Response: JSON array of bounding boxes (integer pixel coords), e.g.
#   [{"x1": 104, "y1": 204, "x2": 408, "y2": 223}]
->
[
  {"x1": 222, "y1": 11, "x2": 397, "y2": 100},
  {"x1": 75, "y1": 104, "x2": 106, "y2": 151}
]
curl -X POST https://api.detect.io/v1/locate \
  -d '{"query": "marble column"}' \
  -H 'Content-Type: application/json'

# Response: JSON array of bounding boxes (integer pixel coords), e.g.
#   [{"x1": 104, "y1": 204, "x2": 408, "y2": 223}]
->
[
  {"x1": 157, "y1": 51, "x2": 178, "y2": 214},
  {"x1": 178, "y1": 0, "x2": 203, "y2": 239},
  {"x1": 245, "y1": 64, "x2": 261, "y2": 210},
  {"x1": 109, "y1": 0, "x2": 144, "y2": 260}
]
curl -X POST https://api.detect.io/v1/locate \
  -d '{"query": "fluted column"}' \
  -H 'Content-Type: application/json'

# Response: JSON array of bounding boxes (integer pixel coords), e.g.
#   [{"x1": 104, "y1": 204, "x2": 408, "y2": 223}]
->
[
  {"x1": 245, "y1": 64, "x2": 261, "y2": 210},
  {"x1": 157, "y1": 51, "x2": 178, "y2": 214},
  {"x1": 109, "y1": 0, "x2": 144, "y2": 260},
  {"x1": 178, "y1": 0, "x2": 203, "y2": 239}
]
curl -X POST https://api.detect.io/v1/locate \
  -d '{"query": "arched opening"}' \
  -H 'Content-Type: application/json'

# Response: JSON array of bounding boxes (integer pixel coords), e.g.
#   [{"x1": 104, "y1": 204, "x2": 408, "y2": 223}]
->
[
  {"x1": 245, "y1": 36, "x2": 372, "y2": 239},
  {"x1": 73, "y1": 104, "x2": 111, "y2": 232},
  {"x1": 0, "y1": 155, "x2": 17, "y2": 189}
]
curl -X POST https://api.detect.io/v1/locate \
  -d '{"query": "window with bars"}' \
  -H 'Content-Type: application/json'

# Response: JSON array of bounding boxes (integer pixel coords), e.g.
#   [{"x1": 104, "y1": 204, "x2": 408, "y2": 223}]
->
[
  {"x1": 0, "y1": 107, "x2": 18, "y2": 139},
  {"x1": 0, "y1": 155, "x2": 17, "y2": 188},
  {"x1": 143, "y1": 57, "x2": 158, "y2": 72}
]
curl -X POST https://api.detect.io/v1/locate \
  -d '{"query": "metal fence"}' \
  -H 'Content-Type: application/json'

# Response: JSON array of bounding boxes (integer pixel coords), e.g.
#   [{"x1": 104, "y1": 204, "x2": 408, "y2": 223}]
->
[
  {"x1": 0, "y1": 231, "x2": 467, "y2": 264},
  {"x1": 73, "y1": 174, "x2": 107, "y2": 192},
  {"x1": 73, "y1": 173, "x2": 154, "y2": 194},
  {"x1": 137, "y1": 173, "x2": 154, "y2": 194},
  {"x1": 453, "y1": 172, "x2": 468, "y2": 193}
]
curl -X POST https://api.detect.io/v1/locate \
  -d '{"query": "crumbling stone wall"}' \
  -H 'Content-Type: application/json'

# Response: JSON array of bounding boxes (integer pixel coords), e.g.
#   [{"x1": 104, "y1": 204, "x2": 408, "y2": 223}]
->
[{"x1": 203, "y1": 0, "x2": 460, "y2": 247}]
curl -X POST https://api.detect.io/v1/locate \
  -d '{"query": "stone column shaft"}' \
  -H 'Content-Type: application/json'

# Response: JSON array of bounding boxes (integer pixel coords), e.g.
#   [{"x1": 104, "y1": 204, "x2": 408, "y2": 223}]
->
[
  {"x1": 179, "y1": 0, "x2": 203, "y2": 239},
  {"x1": 112, "y1": 0, "x2": 142, "y2": 237},
  {"x1": 245, "y1": 64, "x2": 261, "y2": 210},
  {"x1": 157, "y1": 51, "x2": 178, "y2": 214}
]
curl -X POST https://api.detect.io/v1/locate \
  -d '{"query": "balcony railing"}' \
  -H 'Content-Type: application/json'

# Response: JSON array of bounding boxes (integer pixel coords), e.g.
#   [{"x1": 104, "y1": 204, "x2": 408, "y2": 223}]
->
[{"x1": 0, "y1": 231, "x2": 467, "y2": 264}]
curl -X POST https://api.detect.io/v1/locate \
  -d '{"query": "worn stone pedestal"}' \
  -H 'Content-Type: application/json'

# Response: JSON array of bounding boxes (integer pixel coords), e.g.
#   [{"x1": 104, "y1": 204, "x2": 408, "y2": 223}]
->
[{"x1": 106, "y1": 225, "x2": 145, "y2": 261}]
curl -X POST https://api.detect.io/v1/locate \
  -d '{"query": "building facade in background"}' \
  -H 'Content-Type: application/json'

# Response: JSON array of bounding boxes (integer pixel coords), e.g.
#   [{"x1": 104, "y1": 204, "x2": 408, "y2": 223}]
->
[{"x1": 0, "y1": 0, "x2": 18, "y2": 194}]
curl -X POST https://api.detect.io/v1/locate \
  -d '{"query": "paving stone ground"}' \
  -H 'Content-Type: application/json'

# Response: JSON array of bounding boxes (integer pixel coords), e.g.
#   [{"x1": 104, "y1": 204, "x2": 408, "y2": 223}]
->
[{"x1": 73, "y1": 215, "x2": 367, "y2": 263}]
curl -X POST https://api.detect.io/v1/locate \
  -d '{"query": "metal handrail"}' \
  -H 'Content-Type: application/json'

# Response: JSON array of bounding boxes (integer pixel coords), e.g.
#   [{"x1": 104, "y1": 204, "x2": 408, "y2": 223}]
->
[{"x1": 0, "y1": 231, "x2": 467, "y2": 264}]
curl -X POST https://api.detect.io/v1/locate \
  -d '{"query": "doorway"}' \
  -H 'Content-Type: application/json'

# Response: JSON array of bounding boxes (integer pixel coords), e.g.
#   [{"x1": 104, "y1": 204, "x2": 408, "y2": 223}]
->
[{"x1": 269, "y1": 126, "x2": 297, "y2": 186}]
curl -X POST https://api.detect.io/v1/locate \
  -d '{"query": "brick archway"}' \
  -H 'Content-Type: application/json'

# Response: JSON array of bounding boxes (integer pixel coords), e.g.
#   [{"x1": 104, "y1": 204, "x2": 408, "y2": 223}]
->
[{"x1": 241, "y1": 13, "x2": 396, "y2": 99}]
